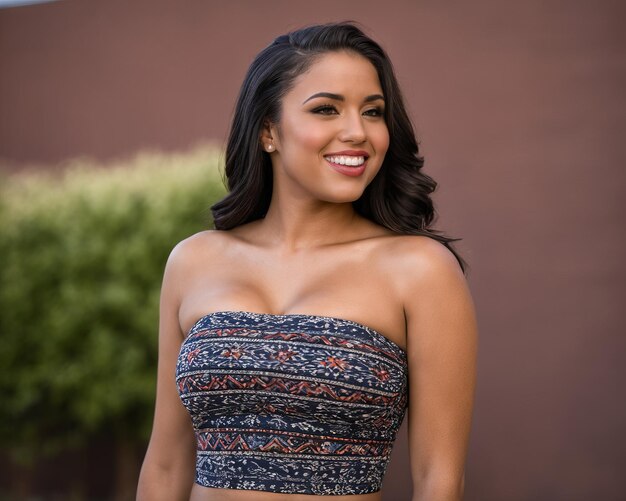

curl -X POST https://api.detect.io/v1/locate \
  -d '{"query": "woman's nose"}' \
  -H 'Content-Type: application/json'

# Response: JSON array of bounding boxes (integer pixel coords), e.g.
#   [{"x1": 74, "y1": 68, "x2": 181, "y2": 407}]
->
[{"x1": 338, "y1": 112, "x2": 367, "y2": 143}]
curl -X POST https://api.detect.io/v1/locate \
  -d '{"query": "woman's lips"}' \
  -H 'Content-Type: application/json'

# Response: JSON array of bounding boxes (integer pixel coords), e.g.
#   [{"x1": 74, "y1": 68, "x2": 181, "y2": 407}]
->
[{"x1": 325, "y1": 157, "x2": 368, "y2": 177}]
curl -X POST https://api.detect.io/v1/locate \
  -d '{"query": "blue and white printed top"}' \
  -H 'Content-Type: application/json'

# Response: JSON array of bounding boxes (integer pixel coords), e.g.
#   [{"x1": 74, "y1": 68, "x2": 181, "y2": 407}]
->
[{"x1": 176, "y1": 310, "x2": 409, "y2": 495}]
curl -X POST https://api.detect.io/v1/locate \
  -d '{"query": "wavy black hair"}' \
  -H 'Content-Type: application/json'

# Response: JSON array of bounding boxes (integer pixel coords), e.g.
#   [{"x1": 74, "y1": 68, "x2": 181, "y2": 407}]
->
[{"x1": 210, "y1": 22, "x2": 467, "y2": 273}]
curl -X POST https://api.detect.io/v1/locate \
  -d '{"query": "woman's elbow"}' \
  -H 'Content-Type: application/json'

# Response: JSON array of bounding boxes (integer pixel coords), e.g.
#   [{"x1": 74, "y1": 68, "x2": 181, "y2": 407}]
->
[
  {"x1": 137, "y1": 448, "x2": 195, "y2": 501},
  {"x1": 412, "y1": 471, "x2": 465, "y2": 501}
]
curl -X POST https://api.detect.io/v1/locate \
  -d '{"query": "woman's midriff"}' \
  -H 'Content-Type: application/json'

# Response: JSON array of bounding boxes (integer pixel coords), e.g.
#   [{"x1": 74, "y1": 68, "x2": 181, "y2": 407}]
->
[{"x1": 189, "y1": 484, "x2": 383, "y2": 501}]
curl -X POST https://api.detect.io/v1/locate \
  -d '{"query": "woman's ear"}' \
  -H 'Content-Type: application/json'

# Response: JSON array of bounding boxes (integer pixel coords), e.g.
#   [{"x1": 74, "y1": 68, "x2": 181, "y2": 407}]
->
[{"x1": 259, "y1": 119, "x2": 277, "y2": 153}]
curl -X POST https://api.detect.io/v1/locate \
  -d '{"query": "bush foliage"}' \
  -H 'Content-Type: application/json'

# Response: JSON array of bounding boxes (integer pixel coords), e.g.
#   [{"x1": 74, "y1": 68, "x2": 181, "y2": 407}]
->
[{"x1": 0, "y1": 146, "x2": 226, "y2": 463}]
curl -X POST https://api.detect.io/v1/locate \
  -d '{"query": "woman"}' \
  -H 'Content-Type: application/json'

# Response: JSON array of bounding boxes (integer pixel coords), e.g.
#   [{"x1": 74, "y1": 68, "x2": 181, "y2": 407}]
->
[{"x1": 138, "y1": 22, "x2": 477, "y2": 501}]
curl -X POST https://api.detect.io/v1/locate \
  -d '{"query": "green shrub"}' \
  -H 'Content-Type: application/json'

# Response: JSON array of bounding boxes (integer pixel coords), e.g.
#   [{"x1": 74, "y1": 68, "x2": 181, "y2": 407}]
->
[{"x1": 0, "y1": 146, "x2": 226, "y2": 464}]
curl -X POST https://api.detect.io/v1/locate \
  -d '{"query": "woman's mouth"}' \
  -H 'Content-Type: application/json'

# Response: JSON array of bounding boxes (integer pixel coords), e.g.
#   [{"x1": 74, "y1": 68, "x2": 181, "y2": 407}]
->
[{"x1": 324, "y1": 153, "x2": 369, "y2": 177}]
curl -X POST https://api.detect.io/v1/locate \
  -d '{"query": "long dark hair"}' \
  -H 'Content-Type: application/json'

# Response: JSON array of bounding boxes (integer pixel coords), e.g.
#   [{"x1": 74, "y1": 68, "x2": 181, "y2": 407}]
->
[{"x1": 210, "y1": 22, "x2": 467, "y2": 273}]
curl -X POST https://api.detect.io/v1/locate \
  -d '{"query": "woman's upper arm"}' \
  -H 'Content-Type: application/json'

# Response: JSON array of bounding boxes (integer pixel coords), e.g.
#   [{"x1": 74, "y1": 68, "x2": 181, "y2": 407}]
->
[
  {"x1": 399, "y1": 238, "x2": 478, "y2": 499},
  {"x1": 137, "y1": 241, "x2": 197, "y2": 499}
]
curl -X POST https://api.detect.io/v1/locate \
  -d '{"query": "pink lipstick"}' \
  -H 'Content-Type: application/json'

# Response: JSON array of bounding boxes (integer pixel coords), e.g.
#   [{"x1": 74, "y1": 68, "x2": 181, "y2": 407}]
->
[
  {"x1": 326, "y1": 160, "x2": 367, "y2": 177},
  {"x1": 324, "y1": 150, "x2": 370, "y2": 177}
]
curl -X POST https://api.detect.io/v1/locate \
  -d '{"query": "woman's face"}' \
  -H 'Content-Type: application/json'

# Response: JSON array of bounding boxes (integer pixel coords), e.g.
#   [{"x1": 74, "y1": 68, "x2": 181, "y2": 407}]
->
[{"x1": 266, "y1": 50, "x2": 389, "y2": 203}]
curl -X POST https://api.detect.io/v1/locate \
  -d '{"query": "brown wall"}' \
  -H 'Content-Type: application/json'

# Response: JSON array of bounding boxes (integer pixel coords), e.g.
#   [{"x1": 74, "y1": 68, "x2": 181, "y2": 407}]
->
[{"x1": 1, "y1": 1, "x2": 625, "y2": 500}]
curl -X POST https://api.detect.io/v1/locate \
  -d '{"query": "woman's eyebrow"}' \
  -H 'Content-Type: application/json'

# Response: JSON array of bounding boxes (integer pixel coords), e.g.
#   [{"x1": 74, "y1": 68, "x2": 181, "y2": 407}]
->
[{"x1": 302, "y1": 92, "x2": 385, "y2": 104}]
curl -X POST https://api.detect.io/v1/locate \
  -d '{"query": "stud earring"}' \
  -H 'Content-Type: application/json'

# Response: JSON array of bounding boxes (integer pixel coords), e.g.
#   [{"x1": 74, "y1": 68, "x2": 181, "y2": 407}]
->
[{"x1": 266, "y1": 144, "x2": 274, "y2": 152}]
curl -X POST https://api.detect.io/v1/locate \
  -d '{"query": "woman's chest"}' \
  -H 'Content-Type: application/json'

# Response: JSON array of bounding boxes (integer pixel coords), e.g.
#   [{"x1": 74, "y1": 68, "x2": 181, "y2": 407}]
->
[{"x1": 179, "y1": 243, "x2": 407, "y2": 351}]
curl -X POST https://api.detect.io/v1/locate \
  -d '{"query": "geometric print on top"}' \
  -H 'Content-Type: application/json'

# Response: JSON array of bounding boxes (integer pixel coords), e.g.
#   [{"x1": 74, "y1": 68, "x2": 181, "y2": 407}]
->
[{"x1": 176, "y1": 310, "x2": 409, "y2": 496}]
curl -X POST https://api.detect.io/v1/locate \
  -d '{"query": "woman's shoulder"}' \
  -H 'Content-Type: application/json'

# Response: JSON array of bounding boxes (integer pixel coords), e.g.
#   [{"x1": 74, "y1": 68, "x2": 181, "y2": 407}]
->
[
  {"x1": 386, "y1": 233, "x2": 458, "y2": 262},
  {"x1": 378, "y1": 234, "x2": 465, "y2": 290},
  {"x1": 171, "y1": 228, "x2": 229, "y2": 254},
  {"x1": 164, "y1": 229, "x2": 235, "y2": 274}
]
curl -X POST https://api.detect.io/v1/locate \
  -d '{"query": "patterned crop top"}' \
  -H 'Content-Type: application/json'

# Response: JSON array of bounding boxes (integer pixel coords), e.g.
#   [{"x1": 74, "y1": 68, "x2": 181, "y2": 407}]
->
[{"x1": 176, "y1": 310, "x2": 409, "y2": 496}]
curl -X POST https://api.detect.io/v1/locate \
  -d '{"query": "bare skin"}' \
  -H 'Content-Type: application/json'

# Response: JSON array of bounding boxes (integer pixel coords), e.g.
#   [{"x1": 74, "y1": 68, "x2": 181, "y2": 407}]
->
[{"x1": 137, "y1": 51, "x2": 477, "y2": 501}]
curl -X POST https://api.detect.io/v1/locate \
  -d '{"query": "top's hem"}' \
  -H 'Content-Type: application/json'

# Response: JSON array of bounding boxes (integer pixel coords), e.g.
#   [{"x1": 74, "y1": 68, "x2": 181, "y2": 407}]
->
[{"x1": 193, "y1": 479, "x2": 382, "y2": 495}]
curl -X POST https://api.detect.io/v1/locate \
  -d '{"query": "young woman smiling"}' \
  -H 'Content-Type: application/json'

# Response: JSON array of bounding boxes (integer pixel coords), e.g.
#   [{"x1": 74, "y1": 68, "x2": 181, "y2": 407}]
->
[{"x1": 138, "y1": 22, "x2": 477, "y2": 501}]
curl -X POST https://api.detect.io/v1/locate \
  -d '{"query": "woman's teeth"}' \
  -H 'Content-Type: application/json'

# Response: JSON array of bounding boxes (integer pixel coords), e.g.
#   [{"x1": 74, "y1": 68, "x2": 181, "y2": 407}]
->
[{"x1": 325, "y1": 155, "x2": 366, "y2": 166}]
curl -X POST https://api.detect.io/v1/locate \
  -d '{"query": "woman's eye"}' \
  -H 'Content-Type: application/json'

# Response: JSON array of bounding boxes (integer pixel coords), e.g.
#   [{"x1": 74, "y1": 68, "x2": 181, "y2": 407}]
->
[
  {"x1": 363, "y1": 107, "x2": 384, "y2": 117},
  {"x1": 311, "y1": 105, "x2": 338, "y2": 115}
]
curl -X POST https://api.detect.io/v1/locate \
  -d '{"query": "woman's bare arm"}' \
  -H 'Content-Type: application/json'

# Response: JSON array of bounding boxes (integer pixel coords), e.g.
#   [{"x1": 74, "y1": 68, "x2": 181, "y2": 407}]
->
[
  {"x1": 398, "y1": 237, "x2": 478, "y2": 501},
  {"x1": 137, "y1": 243, "x2": 197, "y2": 500}
]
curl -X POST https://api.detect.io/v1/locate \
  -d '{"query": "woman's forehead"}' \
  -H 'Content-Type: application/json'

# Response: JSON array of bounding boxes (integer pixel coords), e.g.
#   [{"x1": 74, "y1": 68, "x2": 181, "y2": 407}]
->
[{"x1": 287, "y1": 51, "x2": 383, "y2": 100}]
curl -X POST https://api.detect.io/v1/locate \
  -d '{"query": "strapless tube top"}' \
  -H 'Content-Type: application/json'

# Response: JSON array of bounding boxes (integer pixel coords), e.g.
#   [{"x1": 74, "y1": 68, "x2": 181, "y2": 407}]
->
[{"x1": 176, "y1": 310, "x2": 409, "y2": 495}]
